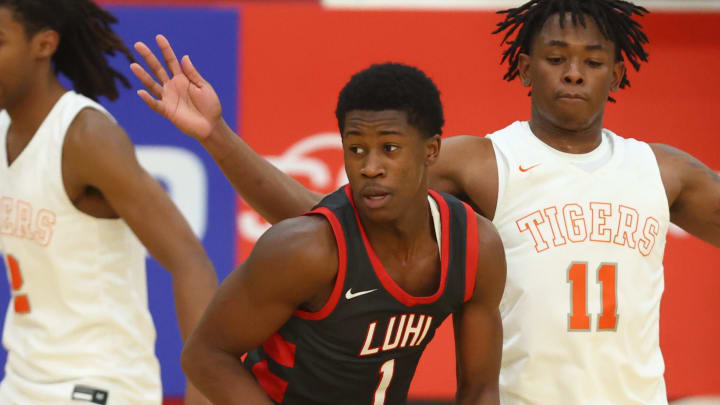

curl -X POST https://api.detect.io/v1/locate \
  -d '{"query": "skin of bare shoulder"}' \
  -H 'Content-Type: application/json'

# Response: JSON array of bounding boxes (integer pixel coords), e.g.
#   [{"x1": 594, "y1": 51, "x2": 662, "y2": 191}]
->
[
  {"x1": 454, "y1": 213, "x2": 505, "y2": 405},
  {"x1": 431, "y1": 135, "x2": 499, "y2": 220},
  {"x1": 237, "y1": 214, "x2": 340, "y2": 316},
  {"x1": 650, "y1": 143, "x2": 720, "y2": 247}
]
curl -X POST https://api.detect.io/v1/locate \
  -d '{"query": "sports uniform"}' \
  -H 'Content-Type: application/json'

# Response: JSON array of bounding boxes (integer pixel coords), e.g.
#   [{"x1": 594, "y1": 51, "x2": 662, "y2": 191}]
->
[
  {"x1": 0, "y1": 91, "x2": 161, "y2": 404},
  {"x1": 488, "y1": 121, "x2": 669, "y2": 405},
  {"x1": 244, "y1": 185, "x2": 479, "y2": 405}
]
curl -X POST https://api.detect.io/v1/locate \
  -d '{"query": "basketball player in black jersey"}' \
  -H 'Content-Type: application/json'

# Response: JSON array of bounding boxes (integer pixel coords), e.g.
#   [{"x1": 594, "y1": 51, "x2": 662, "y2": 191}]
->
[{"x1": 177, "y1": 63, "x2": 506, "y2": 405}]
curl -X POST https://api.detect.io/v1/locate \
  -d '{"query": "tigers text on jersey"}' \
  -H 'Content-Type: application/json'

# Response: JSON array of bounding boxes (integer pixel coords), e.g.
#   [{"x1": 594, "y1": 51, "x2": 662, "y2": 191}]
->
[
  {"x1": 488, "y1": 121, "x2": 669, "y2": 405},
  {"x1": 244, "y1": 185, "x2": 479, "y2": 405},
  {"x1": 0, "y1": 92, "x2": 161, "y2": 404}
]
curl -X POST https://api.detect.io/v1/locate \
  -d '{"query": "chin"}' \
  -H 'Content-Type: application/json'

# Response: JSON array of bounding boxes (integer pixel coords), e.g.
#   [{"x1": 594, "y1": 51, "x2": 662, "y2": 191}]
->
[{"x1": 550, "y1": 110, "x2": 594, "y2": 132}]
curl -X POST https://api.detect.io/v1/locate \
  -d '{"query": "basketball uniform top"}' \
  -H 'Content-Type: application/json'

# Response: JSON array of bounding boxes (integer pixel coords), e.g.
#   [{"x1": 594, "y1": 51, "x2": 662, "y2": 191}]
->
[
  {"x1": 488, "y1": 121, "x2": 669, "y2": 405},
  {"x1": 0, "y1": 92, "x2": 160, "y2": 402},
  {"x1": 244, "y1": 185, "x2": 480, "y2": 405}
]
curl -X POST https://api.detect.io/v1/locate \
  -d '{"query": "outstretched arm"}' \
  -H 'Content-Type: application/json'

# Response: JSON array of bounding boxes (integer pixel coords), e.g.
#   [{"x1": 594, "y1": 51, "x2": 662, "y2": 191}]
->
[
  {"x1": 130, "y1": 35, "x2": 321, "y2": 223},
  {"x1": 652, "y1": 144, "x2": 720, "y2": 247},
  {"x1": 64, "y1": 108, "x2": 218, "y2": 404},
  {"x1": 454, "y1": 214, "x2": 506, "y2": 405},
  {"x1": 181, "y1": 216, "x2": 338, "y2": 404}
]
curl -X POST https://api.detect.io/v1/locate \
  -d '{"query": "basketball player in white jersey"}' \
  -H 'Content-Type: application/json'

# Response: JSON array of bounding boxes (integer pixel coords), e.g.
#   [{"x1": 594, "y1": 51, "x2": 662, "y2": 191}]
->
[
  {"x1": 0, "y1": 1, "x2": 215, "y2": 404},
  {"x1": 131, "y1": 0, "x2": 719, "y2": 404}
]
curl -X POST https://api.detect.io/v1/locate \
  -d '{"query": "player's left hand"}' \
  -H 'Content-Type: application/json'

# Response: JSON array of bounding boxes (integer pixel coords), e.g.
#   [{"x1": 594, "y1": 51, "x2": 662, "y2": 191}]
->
[{"x1": 130, "y1": 34, "x2": 222, "y2": 141}]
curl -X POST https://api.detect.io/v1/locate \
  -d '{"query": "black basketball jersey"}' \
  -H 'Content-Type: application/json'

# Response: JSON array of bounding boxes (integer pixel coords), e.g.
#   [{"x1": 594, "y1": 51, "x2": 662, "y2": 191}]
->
[{"x1": 244, "y1": 185, "x2": 479, "y2": 405}]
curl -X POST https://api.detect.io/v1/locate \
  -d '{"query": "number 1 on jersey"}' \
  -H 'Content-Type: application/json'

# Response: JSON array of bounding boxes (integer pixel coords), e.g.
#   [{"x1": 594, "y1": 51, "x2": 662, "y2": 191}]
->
[
  {"x1": 567, "y1": 262, "x2": 617, "y2": 331},
  {"x1": 373, "y1": 359, "x2": 395, "y2": 405}
]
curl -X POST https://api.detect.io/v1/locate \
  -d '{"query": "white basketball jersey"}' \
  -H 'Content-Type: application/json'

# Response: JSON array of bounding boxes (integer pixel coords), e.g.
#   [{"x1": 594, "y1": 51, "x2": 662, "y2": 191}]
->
[
  {"x1": 488, "y1": 121, "x2": 669, "y2": 405},
  {"x1": 0, "y1": 92, "x2": 161, "y2": 404}
]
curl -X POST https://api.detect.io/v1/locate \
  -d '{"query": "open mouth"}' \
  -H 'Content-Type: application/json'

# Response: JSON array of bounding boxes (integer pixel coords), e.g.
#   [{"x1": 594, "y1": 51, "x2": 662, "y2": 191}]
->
[{"x1": 361, "y1": 190, "x2": 391, "y2": 209}]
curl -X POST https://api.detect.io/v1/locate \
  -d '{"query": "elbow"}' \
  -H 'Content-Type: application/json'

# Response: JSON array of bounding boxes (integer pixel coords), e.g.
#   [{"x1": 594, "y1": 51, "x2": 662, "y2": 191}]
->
[{"x1": 180, "y1": 336, "x2": 204, "y2": 382}]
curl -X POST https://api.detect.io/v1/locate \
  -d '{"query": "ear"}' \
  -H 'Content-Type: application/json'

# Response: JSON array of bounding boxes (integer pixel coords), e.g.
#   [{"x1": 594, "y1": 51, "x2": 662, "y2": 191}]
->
[
  {"x1": 610, "y1": 60, "x2": 626, "y2": 92},
  {"x1": 425, "y1": 135, "x2": 441, "y2": 166},
  {"x1": 518, "y1": 53, "x2": 532, "y2": 87},
  {"x1": 31, "y1": 29, "x2": 60, "y2": 59}
]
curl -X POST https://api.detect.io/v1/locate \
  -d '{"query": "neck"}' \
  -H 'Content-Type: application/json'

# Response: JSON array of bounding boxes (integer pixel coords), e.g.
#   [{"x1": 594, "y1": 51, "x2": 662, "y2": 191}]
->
[
  {"x1": 6, "y1": 70, "x2": 67, "y2": 140},
  {"x1": 528, "y1": 106, "x2": 605, "y2": 154}
]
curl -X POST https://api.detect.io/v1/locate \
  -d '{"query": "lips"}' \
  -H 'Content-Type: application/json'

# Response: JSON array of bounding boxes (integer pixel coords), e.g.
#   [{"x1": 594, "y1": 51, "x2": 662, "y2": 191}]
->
[
  {"x1": 360, "y1": 186, "x2": 391, "y2": 209},
  {"x1": 557, "y1": 92, "x2": 587, "y2": 101}
]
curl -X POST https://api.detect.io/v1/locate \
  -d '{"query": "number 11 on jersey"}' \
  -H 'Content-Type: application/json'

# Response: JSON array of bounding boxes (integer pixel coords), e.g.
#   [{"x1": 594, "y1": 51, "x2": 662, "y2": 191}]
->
[{"x1": 567, "y1": 262, "x2": 618, "y2": 331}]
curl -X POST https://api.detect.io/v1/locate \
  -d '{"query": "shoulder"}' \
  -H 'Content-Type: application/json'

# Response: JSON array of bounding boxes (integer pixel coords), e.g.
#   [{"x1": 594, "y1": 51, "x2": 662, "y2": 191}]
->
[
  {"x1": 442, "y1": 135, "x2": 494, "y2": 159},
  {"x1": 249, "y1": 214, "x2": 339, "y2": 284},
  {"x1": 474, "y1": 213, "x2": 503, "y2": 258},
  {"x1": 65, "y1": 107, "x2": 130, "y2": 153}
]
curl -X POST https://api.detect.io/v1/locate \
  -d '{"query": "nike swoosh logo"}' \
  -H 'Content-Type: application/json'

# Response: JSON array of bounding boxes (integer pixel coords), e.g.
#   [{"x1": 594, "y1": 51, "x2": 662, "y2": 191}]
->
[
  {"x1": 345, "y1": 288, "x2": 378, "y2": 300},
  {"x1": 519, "y1": 163, "x2": 541, "y2": 172}
]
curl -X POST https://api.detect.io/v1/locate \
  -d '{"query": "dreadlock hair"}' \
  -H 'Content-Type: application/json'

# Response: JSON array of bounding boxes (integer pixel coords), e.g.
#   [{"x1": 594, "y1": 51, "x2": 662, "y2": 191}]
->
[
  {"x1": 493, "y1": 0, "x2": 649, "y2": 100},
  {"x1": 336, "y1": 63, "x2": 444, "y2": 138},
  {"x1": 0, "y1": 0, "x2": 134, "y2": 101}
]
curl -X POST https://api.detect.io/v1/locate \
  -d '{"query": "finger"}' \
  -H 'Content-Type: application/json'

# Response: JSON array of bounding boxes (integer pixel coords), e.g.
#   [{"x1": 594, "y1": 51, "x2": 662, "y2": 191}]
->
[
  {"x1": 134, "y1": 40, "x2": 170, "y2": 83},
  {"x1": 137, "y1": 89, "x2": 165, "y2": 116},
  {"x1": 130, "y1": 63, "x2": 163, "y2": 99},
  {"x1": 181, "y1": 55, "x2": 206, "y2": 87},
  {"x1": 155, "y1": 34, "x2": 183, "y2": 77}
]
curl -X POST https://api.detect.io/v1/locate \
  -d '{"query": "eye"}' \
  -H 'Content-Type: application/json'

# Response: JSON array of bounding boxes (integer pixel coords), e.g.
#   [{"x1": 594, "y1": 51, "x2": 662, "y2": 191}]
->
[
  {"x1": 547, "y1": 57, "x2": 564, "y2": 64},
  {"x1": 384, "y1": 144, "x2": 399, "y2": 152},
  {"x1": 349, "y1": 145, "x2": 365, "y2": 155},
  {"x1": 587, "y1": 60, "x2": 603, "y2": 68}
]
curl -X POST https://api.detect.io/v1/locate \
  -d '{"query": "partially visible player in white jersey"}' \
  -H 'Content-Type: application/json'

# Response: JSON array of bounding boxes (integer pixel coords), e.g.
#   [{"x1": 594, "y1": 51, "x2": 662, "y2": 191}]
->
[
  {"x1": 129, "y1": 0, "x2": 719, "y2": 404},
  {"x1": 0, "y1": 1, "x2": 216, "y2": 404}
]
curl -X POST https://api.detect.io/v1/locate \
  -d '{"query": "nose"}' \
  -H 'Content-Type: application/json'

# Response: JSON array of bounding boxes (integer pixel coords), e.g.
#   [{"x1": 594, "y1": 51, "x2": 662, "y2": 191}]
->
[
  {"x1": 360, "y1": 150, "x2": 385, "y2": 178},
  {"x1": 563, "y1": 60, "x2": 584, "y2": 85}
]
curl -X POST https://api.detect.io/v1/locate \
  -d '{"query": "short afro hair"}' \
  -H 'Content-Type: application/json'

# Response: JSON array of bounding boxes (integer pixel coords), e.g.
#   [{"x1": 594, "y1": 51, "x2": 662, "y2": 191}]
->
[{"x1": 335, "y1": 63, "x2": 444, "y2": 138}]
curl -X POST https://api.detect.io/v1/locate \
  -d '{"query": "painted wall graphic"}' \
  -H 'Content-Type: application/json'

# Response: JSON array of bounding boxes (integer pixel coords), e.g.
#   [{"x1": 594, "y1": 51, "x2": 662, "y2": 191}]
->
[{"x1": 0, "y1": 1, "x2": 717, "y2": 403}]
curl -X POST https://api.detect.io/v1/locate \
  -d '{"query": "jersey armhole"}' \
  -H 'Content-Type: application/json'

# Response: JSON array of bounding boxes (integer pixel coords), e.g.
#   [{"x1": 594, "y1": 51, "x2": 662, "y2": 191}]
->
[
  {"x1": 293, "y1": 207, "x2": 347, "y2": 321},
  {"x1": 463, "y1": 203, "x2": 479, "y2": 302}
]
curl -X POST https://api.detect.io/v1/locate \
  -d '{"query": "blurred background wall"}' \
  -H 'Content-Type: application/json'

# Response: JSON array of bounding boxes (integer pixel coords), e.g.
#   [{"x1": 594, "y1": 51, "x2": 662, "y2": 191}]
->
[{"x1": 1, "y1": 0, "x2": 718, "y2": 403}]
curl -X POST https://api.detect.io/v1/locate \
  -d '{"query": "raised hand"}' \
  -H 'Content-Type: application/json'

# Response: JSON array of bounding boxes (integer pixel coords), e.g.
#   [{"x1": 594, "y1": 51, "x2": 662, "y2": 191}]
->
[{"x1": 130, "y1": 34, "x2": 222, "y2": 140}]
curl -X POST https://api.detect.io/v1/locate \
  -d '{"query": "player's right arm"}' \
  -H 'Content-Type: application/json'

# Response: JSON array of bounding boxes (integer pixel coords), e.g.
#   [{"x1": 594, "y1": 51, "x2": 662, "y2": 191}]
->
[{"x1": 180, "y1": 215, "x2": 338, "y2": 405}]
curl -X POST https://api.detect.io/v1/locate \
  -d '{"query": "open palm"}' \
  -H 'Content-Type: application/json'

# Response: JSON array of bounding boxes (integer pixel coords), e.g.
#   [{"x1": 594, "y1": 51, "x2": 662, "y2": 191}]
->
[{"x1": 131, "y1": 35, "x2": 222, "y2": 140}]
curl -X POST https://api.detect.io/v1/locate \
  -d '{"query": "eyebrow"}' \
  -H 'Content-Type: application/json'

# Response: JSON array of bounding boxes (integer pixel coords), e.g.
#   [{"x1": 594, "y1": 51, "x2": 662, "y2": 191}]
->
[{"x1": 548, "y1": 40, "x2": 605, "y2": 51}]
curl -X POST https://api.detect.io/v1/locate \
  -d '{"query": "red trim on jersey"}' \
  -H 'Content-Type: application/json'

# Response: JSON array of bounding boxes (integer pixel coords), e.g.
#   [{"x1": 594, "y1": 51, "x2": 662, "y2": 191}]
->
[
  {"x1": 463, "y1": 203, "x2": 479, "y2": 302},
  {"x1": 251, "y1": 360, "x2": 288, "y2": 403},
  {"x1": 262, "y1": 333, "x2": 296, "y2": 368},
  {"x1": 344, "y1": 186, "x2": 449, "y2": 307},
  {"x1": 293, "y1": 206, "x2": 347, "y2": 321}
]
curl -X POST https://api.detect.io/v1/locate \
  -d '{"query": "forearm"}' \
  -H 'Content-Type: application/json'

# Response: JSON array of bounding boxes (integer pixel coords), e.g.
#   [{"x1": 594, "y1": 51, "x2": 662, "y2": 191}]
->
[
  {"x1": 171, "y1": 263, "x2": 218, "y2": 340},
  {"x1": 182, "y1": 342, "x2": 273, "y2": 405},
  {"x1": 201, "y1": 120, "x2": 323, "y2": 223}
]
